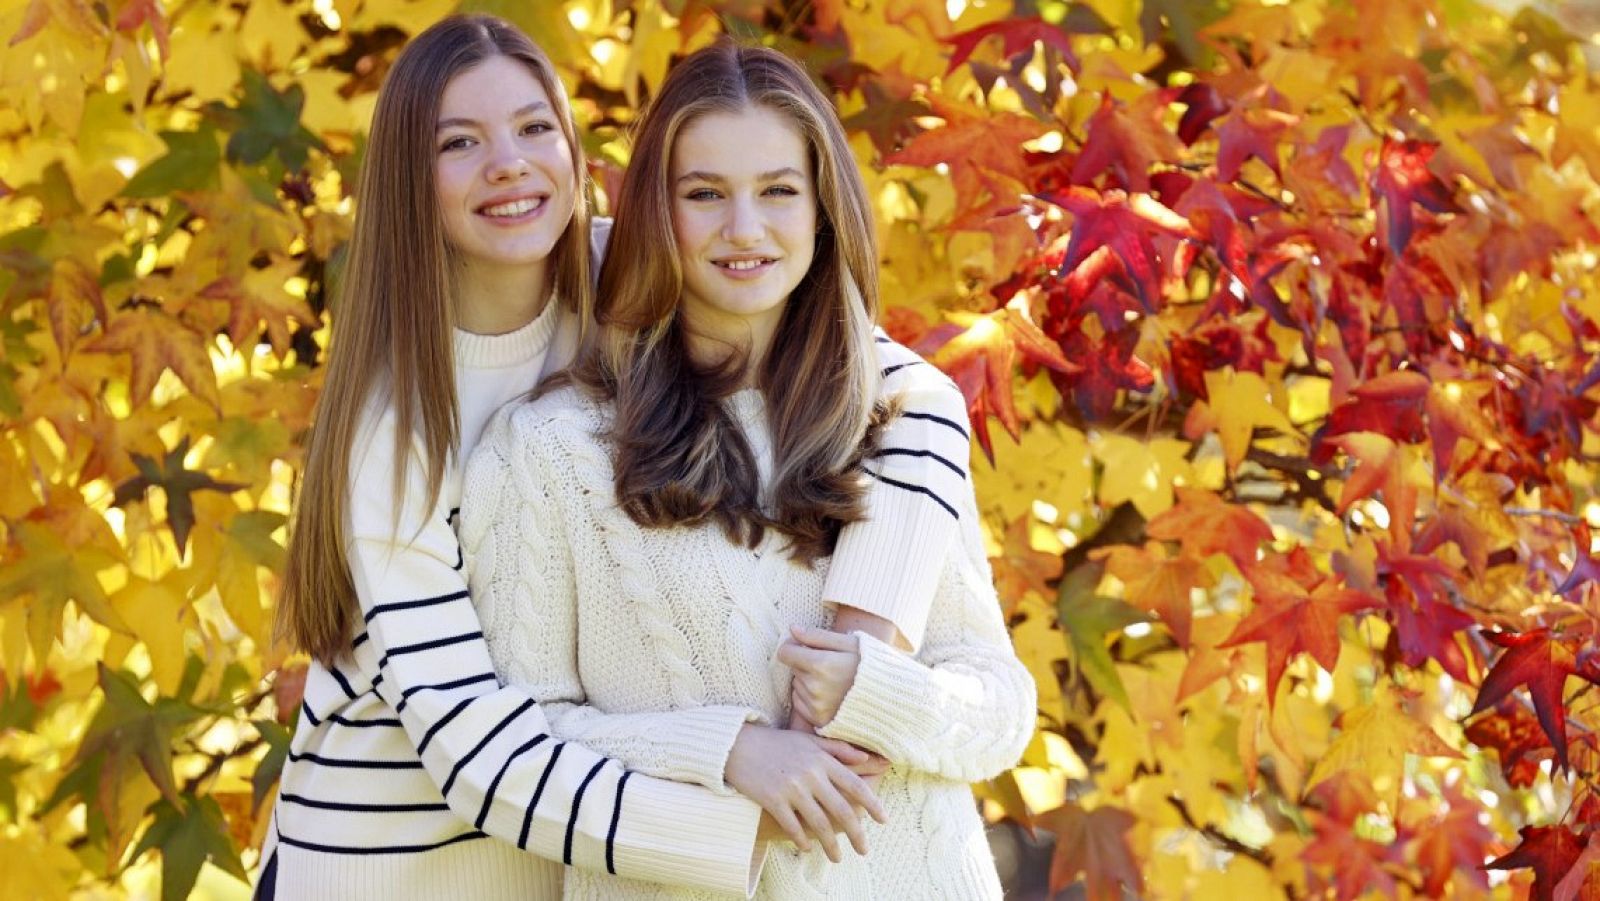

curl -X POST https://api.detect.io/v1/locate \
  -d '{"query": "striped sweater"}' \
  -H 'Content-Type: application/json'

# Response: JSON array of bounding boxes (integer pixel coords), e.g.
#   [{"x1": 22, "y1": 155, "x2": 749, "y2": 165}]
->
[{"x1": 261, "y1": 308, "x2": 973, "y2": 897}]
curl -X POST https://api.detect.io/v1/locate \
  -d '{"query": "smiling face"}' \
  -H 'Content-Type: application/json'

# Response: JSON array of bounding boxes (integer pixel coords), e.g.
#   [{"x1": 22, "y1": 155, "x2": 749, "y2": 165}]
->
[
  {"x1": 434, "y1": 55, "x2": 576, "y2": 287},
  {"x1": 670, "y1": 105, "x2": 817, "y2": 356}
]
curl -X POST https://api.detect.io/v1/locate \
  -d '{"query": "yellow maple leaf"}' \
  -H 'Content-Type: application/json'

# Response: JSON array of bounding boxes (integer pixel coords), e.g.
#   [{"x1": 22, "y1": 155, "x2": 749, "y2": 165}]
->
[
  {"x1": 1187, "y1": 368, "x2": 1302, "y2": 472},
  {"x1": 1092, "y1": 433, "x2": 1193, "y2": 519},
  {"x1": 1306, "y1": 684, "x2": 1461, "y2": 804}
]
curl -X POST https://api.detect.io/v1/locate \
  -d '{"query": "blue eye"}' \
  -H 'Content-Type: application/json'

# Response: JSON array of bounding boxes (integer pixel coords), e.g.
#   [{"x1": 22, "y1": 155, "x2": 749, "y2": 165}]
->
[
  {"x1": 685, "y1": 188, "x2": 721, "y2": 201},
  {"x1": 764, "y1": 185, "x2": 800, "y2": 197}
]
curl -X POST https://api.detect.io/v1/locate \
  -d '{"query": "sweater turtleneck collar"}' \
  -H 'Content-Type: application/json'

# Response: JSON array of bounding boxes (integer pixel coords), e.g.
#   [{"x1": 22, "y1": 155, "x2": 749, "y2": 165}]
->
[{"x1": 453, "y1": 297, "x2": 560, "y2": 370}]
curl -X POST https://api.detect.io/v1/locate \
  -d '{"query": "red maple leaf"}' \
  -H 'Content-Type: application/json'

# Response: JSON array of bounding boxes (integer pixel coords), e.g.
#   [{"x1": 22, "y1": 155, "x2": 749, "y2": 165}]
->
[
  {"x1": 1037, "y1": 802, "x2": 1143, "y2": 901},
  {"x1": 1465, "y1": 701, "x2": 1551, "y2": 788},
  {"x1": 886, "y1": 97, "x2": 1045, "y2": 190},
  {"x1": 1042, "y1": 187, "x2": 1196, "y2": 309},
  {"x1": 1322, "y1": 369, "x2": 1430, "y2": 444},
  {"x1": 1555, "y1": 524, "x2": 1600, "y2": 601},
  {"x1": 942, "y1": 16, "x2": 1079, "y2": 75},
  {"x1": 1486, "y1": 825, "x2": 1586, "y2": 901},
  {"x1": 1411, "y1": 783, "x2": 1496, "y2": 897},
  {"x1": 1144, "y1": 487, "x2": 1274, "y2": 572},
  {"x1": 1215, "y1": 108, "x2": 1296, "y2": 181},
  {"x1": 114, "y1": 0, "x2": 170, "y2": 60},
  {"x1": 1051, "y1": 326, "x2": 1152, "y2": 420},
  {"x1": 1219, "y1": 547, "x2": 1381, "y2": 702},
  {"x1": 1174, "y1": 82, "x2": 1229, "y2": 145},
  {"x1": 1069, "y1": 90, "x2": 1183, "y2": 193},
  {"x1": 1371, "y1": 138, "x2": 1459, "y2": 254},
  {"x1": 1471, "y1": 628, "x2": 1598, "y2": 770}
]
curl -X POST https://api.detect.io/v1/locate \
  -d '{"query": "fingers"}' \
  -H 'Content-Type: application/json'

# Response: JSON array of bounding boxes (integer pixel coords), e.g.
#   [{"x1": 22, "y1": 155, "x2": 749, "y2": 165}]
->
[
  {"x1": 777, "y1": 641, "x2": 837, "y2": 674},
  {"x1": 831, "y1": 766, "x2": 888, "y2": 825},
  {"x1": 848, "y1": 752, "x2": 890, "y2": 777},
  {"x1": 793, "y1": 794, "x2": 842, "y2": 863},
  {"x1": 790, "y1": 624, "x2": 859, "y2": 652},
  {"x1": 816, "y1": 736, "x2": 869, "y2": 766},
  {"x1": 791, "y1": 685, "x2": 823, "y2": 726},
  {"x1": 769, "y1": 805, "x2": 811, "y2": 851},
  {"x1": 813, "y1": 776, "x2": 870, "y2": 857}
]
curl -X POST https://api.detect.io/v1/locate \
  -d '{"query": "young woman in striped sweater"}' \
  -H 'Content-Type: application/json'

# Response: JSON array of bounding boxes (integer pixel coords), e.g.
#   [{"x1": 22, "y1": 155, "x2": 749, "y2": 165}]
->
[
  {"x1": 460, "y1": 41, "x2": 1035, "y2": 899},
  {"x1": 262, "y1": 15, "x2": 974, "y2": 900}
]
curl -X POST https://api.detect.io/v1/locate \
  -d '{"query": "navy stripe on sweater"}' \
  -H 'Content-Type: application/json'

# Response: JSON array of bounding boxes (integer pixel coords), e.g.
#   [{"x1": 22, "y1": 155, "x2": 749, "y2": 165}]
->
[
  {"x1": 275, "y1": 828, "x2": 486, "y2": 856},
  {"x1": 477, "y1": 734, "x2": 550, "y2": 829},
  {"x1": 395, "y1": 672, "x2": 498, "y2": 713},
  {"x1": 287, "y1": 750, "x2": 424, "y2": 770},
  {"x1": 364, "y1": 590, "x2": 471, "y2": 622},
  {"x1": 565, "y1": 758, "x2": 610, "y2": 865},
  {"x1": 863, "y1": 467, "x2": 959, "y2": 519},
  {"x1": 520, "y1": 743, "x2": 567, "y2": 849},
  {"x1": 872, "y1": 446, "x2": 966, "y2": 479},
  {"x1": 441, "y1": 699, "x2": 536, "y2": 796},
  {"x1": 279, "y1": 792, "x2": 450, "y2": 814}
]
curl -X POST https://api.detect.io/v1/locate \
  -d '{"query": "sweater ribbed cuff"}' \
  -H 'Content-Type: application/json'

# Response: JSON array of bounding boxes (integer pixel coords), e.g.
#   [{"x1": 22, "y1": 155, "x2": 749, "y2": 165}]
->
[
  {"x1": 641, "y1": 704, "x2": 765, "y2": 791},
  {"x1": 816, "y1": 632, "x2": 935, "y2": 758},
  {"x1": 610, "y1": 775, "x2": 767, "y2": 897},
  {"x1": 824, "y1": 484, "x2": 955, "y2": 650}
]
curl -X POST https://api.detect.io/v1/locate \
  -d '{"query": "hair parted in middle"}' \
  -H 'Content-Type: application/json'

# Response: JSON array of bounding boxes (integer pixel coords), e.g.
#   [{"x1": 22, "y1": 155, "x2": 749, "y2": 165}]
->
[
  {"x1": 279, "y1": 13, "x2": 592, "y2": 663},
  {"x1": 577, "y1": 39, "x2": 886, "y2": 562}
]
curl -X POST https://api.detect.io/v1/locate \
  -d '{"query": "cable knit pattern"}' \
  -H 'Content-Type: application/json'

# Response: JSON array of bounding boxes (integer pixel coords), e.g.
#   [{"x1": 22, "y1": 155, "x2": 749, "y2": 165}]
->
[{"x1": 461, "y1": 385, "x2": 1035, "y2": 900}]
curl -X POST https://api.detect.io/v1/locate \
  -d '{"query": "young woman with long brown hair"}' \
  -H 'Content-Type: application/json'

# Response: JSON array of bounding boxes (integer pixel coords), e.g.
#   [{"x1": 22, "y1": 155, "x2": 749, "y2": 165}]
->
[
  {"x1": 461, "y1": 41, "x2": 1035, "y2": 899},
  {"x1": 264, "y1": 14, "x2": 978, "y2": 901},
  {"x1": 261, "y1": 16, "x2": 886, "y2": 900}
]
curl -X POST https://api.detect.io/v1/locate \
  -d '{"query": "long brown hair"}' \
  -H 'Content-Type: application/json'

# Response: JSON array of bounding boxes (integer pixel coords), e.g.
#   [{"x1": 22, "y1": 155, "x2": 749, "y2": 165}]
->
[
  {"x1": 576, "y1": 40, "x2": 883, "y2": 562},
  {"x1": 279, "y1": 14, "x2": 591, "y2": 663}
]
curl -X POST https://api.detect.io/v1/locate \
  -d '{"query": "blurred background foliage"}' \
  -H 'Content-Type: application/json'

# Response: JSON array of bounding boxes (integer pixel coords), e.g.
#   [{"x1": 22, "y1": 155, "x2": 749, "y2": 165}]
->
[{"x1": 3, "y1": 0, "x2": 1600, "y2": 897}]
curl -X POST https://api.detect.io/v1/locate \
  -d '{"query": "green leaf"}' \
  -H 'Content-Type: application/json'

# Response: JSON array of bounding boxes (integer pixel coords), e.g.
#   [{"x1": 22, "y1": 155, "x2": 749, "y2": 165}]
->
[
  {"x1": 76, "y1": 665, "x2": 206, "y2": 807},
  {"x1": 1056, "y1": 560, "x2": 1148, "y2": 712},
  {"x1": 112, "y1": 436, "x2": 246, "y2": 553},
  {"x1": 130, "y1": 796, "x2": 248, "y2": 901},
  {"x1": 251, "y1": 720, "x2": 291, "y2": 813},
  {"x1": 121, "y1": 128, "x2": 222, "y2": 198},
  {"x1": 0, "y1": 523, "x2": 129, "y2": 659},
  {"x1": 0, "y1": 756, "x2": 27, "y2": 821},
  {"x1": 208, "y1": 68, "x2": 327, "y2": 171}
]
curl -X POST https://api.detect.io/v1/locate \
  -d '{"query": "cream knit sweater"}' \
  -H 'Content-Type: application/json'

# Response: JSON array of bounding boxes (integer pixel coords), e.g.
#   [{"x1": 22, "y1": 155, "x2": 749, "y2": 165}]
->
[{"x1": 460, "y1": 386, "x2": 1036, "y2": 900}]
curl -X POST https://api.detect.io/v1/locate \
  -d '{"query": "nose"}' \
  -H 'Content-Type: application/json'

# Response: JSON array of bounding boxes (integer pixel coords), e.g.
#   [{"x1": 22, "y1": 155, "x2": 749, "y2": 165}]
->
[
  {"x1": 722, "y1": 194, "x2": 763, "y2": 246},
  {"x1": 486, "y1": 137, "x2": 531, "y2": 183}
]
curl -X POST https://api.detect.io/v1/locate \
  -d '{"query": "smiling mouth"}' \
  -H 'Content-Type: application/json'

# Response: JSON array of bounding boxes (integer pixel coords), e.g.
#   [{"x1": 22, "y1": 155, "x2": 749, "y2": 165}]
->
[
  {"x1": 715, "y1": 258, "x2": 776, "y2": 271},
  {"x1": 479, "y1": 196, "x2": 547, "y2": 218}
]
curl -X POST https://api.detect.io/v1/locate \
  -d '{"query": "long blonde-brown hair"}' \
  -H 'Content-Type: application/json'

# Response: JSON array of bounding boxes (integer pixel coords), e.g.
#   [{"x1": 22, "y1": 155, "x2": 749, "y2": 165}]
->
[
  {"x1": 279, "y1": 14, "x2": 591, "y2": 663},
  {"x1": 575, "y1": 40, "x2": 882, "y2": 561}
]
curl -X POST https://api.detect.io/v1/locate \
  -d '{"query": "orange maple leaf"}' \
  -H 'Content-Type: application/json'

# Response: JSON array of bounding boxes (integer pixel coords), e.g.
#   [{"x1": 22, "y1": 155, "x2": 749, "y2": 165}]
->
[
  {"x1": 87, "y1": 305, "x2": 220, "y2": 409},
  {"x1": 1219, "y1": 547, "x2": 1381, "y2": 702},
  {"x1": 1037, "y1": 802, "x2": 1142, "y2": 901}
]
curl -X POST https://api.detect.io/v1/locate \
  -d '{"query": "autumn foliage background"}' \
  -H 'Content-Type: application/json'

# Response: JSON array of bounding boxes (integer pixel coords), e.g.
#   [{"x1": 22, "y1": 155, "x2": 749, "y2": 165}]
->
[{"x1": 4, "y1": 0, "x2": 1600, "y2": 897}]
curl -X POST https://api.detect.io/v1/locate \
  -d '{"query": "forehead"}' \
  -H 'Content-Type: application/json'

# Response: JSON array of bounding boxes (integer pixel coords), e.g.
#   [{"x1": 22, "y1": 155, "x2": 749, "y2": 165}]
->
[
  {"x1": 671, "y1": 106, "x2": 810, "y2": 177},
  {"x1": 439, "y1": 55, "x2": 550, "y2": 120}
]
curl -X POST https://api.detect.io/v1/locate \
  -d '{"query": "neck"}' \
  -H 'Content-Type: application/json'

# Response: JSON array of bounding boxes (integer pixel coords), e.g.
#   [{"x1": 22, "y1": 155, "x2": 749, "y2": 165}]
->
[
  {"x1": 682, "y1": 308, "x2": 784, "y2": 389},
  {"x1": 454, "y1": 258, "x2": 551, "y2": 335}
]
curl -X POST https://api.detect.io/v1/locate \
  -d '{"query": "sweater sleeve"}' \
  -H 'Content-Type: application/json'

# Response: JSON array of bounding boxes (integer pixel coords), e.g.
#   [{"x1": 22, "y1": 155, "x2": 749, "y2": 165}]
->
[
  {"x1": 461, "y1": 405, "x2": 763, "y2": 795},
  {"x1": 341, "y1": 400, "x2": 763, "y2": 896},
  {"x1": 823, "y1": 332, "x2": 973, "y2": 649},
  {"x1": 816, "y1": 470, "x2": 1035, "y2": 784}
]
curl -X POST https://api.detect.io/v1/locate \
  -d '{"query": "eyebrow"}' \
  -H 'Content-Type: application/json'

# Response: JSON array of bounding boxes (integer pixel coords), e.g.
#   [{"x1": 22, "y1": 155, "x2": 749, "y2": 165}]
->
[
  {"x1": 675, "y1": 167, "x2": 806, "y2": 185},
  {"x1": 436, "y1": 101, "x2": 550, "y2": 131}
]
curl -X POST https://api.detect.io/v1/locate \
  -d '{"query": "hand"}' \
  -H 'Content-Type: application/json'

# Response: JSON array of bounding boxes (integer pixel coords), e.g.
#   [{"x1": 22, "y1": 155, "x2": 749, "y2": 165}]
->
[
  {"x1": 724, "y1": 724, "x2": 887, "y2": 862},
  {"x1": 788, "y1": 700, "x2": 889, "y2": 790},
  {"x1": 778, "y1": 625, "x2": 862, "y2": 728}
]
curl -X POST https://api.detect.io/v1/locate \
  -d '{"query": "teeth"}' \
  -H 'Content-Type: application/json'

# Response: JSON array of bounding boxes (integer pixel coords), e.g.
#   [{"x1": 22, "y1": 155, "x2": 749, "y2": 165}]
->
[
  {"x1": 719, "y1": 259, "x2": 769, "y2": 271},
  {"x1": 482, "y1": 198, "x2": 543, "y2": 217}
]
